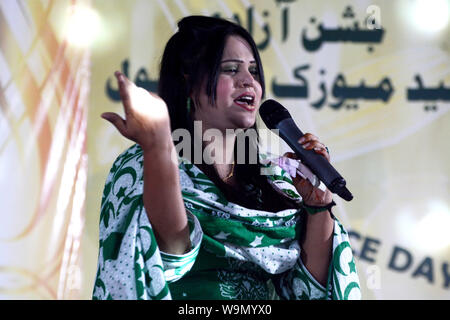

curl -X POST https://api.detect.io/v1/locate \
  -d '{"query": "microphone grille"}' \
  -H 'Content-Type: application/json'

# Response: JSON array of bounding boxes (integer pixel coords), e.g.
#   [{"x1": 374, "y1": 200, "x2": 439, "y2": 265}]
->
[{"x1": 259, "y1": 99, "x2": 292, "y2": 129}]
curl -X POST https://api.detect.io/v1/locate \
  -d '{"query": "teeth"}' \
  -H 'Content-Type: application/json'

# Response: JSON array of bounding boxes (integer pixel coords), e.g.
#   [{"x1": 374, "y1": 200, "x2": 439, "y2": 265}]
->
[{"x1": 237, "y1": 95, "x2": 254, "y2": 104}]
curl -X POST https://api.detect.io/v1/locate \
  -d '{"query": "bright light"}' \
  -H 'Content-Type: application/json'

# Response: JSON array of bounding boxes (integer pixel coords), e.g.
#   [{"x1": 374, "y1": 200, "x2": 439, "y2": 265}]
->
[
  {"x1": 410, "y1": 0, "x2": 449, "y2": 33},
  {"x1": 414, "y1": 201, "x2": 450, "y2": 252},
  {"x1": 64, "y1": 5, "x2": 101, "y2": 48}
]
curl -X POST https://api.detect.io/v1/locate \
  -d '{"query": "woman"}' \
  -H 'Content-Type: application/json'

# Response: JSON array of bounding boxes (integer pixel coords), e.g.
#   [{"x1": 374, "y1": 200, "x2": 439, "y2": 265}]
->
[{"x1": 93, "y1": 16, "x2": 360, "y2": 300}]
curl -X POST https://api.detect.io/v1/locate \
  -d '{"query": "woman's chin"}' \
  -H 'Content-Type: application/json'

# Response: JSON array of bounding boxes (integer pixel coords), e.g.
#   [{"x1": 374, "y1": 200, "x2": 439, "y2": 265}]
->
[{"x1": 232, "y1": 117, "x2": 256, "y2": 130}]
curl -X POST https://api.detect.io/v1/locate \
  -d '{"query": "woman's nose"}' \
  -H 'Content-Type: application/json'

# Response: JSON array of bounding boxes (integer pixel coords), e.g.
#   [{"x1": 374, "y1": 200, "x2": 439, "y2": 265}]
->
[{"x1": 236, "y1": 69, "x2": 254, "y2": 88}]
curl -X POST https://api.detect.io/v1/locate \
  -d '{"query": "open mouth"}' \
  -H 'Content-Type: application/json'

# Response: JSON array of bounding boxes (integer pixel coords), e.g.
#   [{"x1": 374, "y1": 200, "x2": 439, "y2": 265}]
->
[{"x1": 234, "y1": 94, "x2": 256, "y2": 110}]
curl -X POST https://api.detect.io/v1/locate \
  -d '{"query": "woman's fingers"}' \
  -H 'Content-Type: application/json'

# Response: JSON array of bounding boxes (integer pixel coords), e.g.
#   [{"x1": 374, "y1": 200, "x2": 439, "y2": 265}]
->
[
  {"x1": 101, "y1": 72, "x2": 139, "y2": 140},
  {"x1": 283, "y1": 151, "x2": 297, "y2": 159},
  {"x1": 298, "y1": 133, "x2": 317, "y2": 143},
  {"x1": 115, "y1": 71, "x2": 133, "y2": 116},
  {"x1": 298, "y1": 133, "x2": 330, "y2": 162},
  {"x1": 284, "y1": 134, "x2": 333, "y2": 205},
  {"x1": 101, "y1": 112, "x2": 128, "y2": 138},
  {"x1": 103, "y1": 71, "x2": 172, "y2": 150},
  {"x1": 285, "y1": 133, "x2": 329, "y2": 162}
]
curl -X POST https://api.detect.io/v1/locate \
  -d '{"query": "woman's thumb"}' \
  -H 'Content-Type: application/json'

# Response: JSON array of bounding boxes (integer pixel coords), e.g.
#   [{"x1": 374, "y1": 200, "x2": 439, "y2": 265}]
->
[
  {"x1": 283, "y1": 152, "x2": 298, "y2": 159},
  {"x1": 101, "y1": 112, "x2": 128, "y2": 138}
]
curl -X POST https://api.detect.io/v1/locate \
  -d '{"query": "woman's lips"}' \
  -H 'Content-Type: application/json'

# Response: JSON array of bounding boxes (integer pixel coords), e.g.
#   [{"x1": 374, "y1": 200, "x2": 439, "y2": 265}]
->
[
  {"x1": 233, "y1": 92, "x2": 256, "y2": 111},
  {"x1": 234, "y1": 100, "x2": 256, "y2": 111}
]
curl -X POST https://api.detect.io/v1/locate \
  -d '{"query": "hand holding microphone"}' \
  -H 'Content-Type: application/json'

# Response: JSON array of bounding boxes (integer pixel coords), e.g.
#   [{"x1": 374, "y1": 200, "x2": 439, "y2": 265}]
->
[
  {"x1": 283, "y1": 135, "x2": 334, "y2": 208},
  {"x1": 259, "y1": 99, "x2": 353, "y2": 202}
]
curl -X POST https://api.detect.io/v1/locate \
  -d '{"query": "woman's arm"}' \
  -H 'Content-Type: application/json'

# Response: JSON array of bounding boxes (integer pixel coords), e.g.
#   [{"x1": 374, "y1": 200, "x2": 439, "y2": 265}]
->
[
  {"x1": 142, "y1": 145, "x2": 191, "y2": 254},
  {"x1": 102, "y1": 71, "x2": 190, "y2": 255},
  {"x1": 284, "y1": 133, "x2": 335, "y2": 286},
  {"x1": 300, "y1": 206, "x2": 334, "y2": 286}
]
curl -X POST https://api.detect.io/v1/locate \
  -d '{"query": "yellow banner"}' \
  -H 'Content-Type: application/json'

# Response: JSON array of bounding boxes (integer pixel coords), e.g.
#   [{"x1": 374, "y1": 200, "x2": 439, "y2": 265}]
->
[
  {"x1": 86, "y1": 0, "x2": 450, "y2": 300},
  {"x1": 1, "y1": 0, "x2": 449, "y2": 299},
  {"x1": 0, "y1": 0, "x2": 90, "y2": 299}
]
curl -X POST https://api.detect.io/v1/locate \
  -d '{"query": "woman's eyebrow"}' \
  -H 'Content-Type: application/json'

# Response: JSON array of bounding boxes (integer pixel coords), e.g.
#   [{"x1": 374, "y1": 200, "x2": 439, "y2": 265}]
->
[{"x1": 221, "y1": 59, "x2": 256, "y2": 64}]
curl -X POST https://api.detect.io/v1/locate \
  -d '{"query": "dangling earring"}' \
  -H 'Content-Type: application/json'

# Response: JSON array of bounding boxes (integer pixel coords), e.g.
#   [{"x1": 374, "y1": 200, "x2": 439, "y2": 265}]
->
[{"x1": 187, "y1": 97, "x2": 191, "y2": 114}]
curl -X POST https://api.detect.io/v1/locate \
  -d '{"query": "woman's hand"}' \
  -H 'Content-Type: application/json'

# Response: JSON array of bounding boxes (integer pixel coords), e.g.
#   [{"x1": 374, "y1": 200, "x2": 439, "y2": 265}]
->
[
  {"x1": 284, "y1": 133, "x2": 333, "y2": 206},
  {"x1": 101, "y1": 71, "x2": 172, "y2": 151}
]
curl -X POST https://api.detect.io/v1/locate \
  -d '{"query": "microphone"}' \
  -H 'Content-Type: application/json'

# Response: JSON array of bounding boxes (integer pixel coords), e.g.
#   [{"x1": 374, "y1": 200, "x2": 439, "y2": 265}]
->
[{"x1": 259, "y1": 99, "x2": 353, "y2": 201}]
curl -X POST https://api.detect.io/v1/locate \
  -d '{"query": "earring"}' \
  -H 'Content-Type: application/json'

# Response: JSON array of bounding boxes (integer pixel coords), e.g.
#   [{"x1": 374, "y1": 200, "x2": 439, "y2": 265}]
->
[{"x1": 187, "y1": 97, "x2": 191, "y2": 114}]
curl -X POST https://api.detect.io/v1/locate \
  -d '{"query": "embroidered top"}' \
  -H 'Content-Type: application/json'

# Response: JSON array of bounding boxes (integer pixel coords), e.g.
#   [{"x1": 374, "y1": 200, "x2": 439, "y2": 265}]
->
[{"x1": 92, "y1": 144, "x2": 361, "y2": 300}]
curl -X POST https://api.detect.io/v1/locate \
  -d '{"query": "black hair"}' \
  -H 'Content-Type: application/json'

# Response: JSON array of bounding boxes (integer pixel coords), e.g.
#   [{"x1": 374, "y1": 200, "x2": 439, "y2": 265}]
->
[
  {"x1": 159, "y1": 15, "x2": 265, "y2": 130},
  {"x1": 158, "y1": 15, "x2": 298, "y2": 211}
]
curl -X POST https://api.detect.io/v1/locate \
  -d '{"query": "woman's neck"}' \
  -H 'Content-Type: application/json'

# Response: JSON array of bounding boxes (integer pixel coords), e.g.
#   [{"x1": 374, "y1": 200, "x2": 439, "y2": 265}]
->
[
  {"x1": 200, "y1": 126, "x2": 236, "y2": 165},
  {"x1": 193, "y1": 125, "x2": 236, "y2": 182}
]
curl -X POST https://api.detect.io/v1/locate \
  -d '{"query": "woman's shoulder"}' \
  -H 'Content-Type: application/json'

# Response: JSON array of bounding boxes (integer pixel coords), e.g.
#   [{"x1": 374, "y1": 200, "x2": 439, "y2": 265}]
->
[
  {"x1": 113, "y1": 143, "x2": 143, "y2": 166},
  {"x1": 111, "y1": 144, "x2": 194, "y2": 173},
  {"x1": 105, "y1": 144, "x2": 144, "y2": 182},
  {"x1": 107, "y1": 144, "x2": 195, "y2": 187}
]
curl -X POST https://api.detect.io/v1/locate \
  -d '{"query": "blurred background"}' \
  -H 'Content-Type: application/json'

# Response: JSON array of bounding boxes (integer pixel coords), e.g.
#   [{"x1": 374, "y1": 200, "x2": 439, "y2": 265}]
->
[{"x1": 0, "y1": 0, "x2": 449, "y2": 299}]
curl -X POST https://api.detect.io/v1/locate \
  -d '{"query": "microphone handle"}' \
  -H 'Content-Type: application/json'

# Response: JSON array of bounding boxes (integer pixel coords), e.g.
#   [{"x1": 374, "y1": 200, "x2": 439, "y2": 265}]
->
[{"x1": 275, "y1": 119, "x2": 353, "y2": 201}]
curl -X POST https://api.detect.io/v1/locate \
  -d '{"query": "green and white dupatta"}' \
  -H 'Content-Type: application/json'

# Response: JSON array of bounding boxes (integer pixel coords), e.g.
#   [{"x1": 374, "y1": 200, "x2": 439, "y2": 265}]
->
[{"x1": 92, "y1": 144, "x2": 361, "y2": 300}]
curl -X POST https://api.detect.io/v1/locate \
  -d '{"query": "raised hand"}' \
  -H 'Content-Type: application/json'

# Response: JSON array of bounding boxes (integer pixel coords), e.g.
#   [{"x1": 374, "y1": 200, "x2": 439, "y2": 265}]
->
[{"x1": 101, "y1": 71, "x2": 172, "y2": 151}]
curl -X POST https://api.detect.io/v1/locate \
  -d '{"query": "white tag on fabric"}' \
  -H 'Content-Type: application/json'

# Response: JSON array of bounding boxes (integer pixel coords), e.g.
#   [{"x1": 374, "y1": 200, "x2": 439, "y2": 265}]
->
[{"x1": 261, "y1": 154, "x2": 326, "y2": 190}]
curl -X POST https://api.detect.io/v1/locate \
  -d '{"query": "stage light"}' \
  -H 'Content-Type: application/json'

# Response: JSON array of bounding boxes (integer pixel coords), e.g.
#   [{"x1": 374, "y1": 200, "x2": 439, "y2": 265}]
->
[
  {"x1": 64, "y1": 5, "x2": 101, "y2": 48},
  {"x1": 410, "y1": 0, "x2": 449, "y2": 34},
  {"x1": 414, "y1": 201, "x2": 450, "y2": 252}
]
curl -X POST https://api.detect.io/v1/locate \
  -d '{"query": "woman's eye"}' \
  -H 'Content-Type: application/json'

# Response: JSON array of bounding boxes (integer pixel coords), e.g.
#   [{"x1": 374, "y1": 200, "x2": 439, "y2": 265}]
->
[
  {"x1": 222, "y1": 66, "x2": 238, "y2": 73},
  {"x1": 221, "y1": 64, "x2": 259, "y2": 77}
]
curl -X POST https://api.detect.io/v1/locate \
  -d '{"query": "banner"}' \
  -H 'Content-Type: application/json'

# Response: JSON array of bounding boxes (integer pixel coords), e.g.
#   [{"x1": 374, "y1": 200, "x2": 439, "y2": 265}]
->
[
  {"x1": 1, "y1": 0, "x2": 449, "y2": 299},
  {"x1": 86, "y1": 0, "x2": 449, "y2": 300},
  {"x1": 0, "y1": 0, "x2": 90, "y2": 299}
]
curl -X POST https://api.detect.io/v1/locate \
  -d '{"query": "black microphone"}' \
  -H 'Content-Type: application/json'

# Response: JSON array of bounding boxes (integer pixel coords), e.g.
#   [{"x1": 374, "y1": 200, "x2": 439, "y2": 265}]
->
[{"x1": 259, "y1": 99, "x2": 353, "y2": 201}]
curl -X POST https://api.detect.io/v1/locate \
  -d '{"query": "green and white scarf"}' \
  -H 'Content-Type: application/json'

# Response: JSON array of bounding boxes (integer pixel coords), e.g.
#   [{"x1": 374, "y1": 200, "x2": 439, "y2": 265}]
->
[{"x1": 93, "y1": 144, "x2": 361, "y2": 300}]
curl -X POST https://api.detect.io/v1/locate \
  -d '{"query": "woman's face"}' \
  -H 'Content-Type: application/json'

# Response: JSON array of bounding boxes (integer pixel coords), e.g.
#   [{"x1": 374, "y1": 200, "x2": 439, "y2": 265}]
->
[{"x1": 193, "y1": 35, "x2": 263, "y2": 132}]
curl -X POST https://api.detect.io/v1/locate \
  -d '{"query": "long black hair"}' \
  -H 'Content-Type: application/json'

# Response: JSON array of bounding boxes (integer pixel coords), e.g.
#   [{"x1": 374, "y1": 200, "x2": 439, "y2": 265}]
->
[{"x1": 158, "y1": 16, "x2": 298, "y2": 211}]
